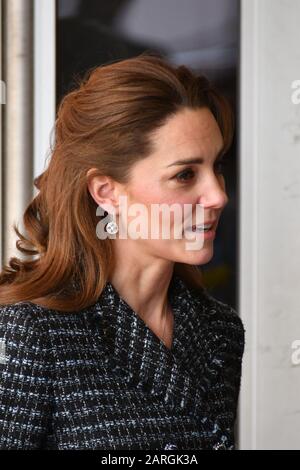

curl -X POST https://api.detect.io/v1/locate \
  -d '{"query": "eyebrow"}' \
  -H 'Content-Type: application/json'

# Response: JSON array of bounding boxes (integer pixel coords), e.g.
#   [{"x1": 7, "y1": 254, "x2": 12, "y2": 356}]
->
[{"x1": 165, "y1": 147, "x2": 225, "y2": 168}]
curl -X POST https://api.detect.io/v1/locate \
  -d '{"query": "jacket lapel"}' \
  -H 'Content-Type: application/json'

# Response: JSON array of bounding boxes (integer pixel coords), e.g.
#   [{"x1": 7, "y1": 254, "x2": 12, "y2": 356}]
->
[{"x1": 91, "y1": 272, "x2": 213, "y2": 414}]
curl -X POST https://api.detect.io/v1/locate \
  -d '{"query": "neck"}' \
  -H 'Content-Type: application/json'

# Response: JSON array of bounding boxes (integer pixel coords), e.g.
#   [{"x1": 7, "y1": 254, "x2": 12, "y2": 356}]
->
[{"x1": 108, "y1": 260, "x2": 175, "y2": 324}]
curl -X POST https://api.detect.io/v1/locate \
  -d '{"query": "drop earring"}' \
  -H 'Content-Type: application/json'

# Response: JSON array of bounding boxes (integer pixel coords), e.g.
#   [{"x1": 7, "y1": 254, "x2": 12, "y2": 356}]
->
[{"x1": 105, "y1": 212, "x2": 119, "y2": 235}]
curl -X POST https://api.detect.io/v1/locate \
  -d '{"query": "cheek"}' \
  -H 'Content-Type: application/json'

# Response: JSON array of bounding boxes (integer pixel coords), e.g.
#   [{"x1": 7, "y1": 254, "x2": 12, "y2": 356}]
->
[
  {"x1": 123, "y1": 181, "x2": 199, "y2": 234},
  {"x1": 129, "y1": 180, "x2": 198, "y2": 206},
  {"x1": 128, "y1": 181, "x2": 167, "y2": 206}
]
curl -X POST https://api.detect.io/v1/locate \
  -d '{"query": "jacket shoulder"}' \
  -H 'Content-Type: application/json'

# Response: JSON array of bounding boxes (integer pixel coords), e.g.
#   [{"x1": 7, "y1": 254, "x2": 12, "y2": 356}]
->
[
  {"x1": 0, "y1": 301, "x2": 108, "y2": 362},
  {"x1": 0, "y1": 300, "x2": 95, "y2": 326},
  {"x1": 190, "y1": 288, "x2": 245, "y2": 357},
  {"x1": 0, "y1": 300, "x2": 91, "y2": 350},
  {"x1": 205, "y1": 293, "x2": 245, "y2": 332},
  {"x1": 0, "y1": 301, "x2": 47, "y2": 331},
  {"x1": 209, "y1": 294, "x2": 245, "y2": 358},
  {"x1": 0, "y1": 301, "x2": 53, "y2": 363}
]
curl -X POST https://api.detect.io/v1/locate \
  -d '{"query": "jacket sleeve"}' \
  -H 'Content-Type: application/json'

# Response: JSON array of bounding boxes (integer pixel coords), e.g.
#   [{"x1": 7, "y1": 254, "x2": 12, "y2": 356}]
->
[
  {"x1": 0, "y1": 303, "x2": 54, "y2": 449},
  {"x1": 204, "y1": 302, "x2": 246, "y2": 450}
]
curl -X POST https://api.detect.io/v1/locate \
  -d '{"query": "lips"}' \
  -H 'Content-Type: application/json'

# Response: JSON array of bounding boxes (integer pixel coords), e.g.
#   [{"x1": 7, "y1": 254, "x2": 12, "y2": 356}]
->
[
  {"x1": 190, "y1": 219, "x2": 217, "y2": 230},
  {"x1": 182, "y1": 217, "x2": 219, "y2": 234}
]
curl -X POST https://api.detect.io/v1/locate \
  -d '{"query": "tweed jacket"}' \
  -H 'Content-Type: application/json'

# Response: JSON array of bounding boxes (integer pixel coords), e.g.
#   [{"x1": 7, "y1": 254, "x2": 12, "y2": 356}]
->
[{"x1": 0, "y1": 272, "x2": 245, "y2": 450}]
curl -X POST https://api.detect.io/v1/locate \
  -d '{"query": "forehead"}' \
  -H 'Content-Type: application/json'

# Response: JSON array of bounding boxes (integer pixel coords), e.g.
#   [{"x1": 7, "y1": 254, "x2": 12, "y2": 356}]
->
[{"x1": 148, "y1": 107, "x2": 224, "y2": 165}]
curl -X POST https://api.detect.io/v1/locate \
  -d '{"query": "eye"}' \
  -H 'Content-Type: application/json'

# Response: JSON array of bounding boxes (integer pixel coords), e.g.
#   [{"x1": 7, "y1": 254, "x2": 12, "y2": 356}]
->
[{"x1": 173, "y1": 168, "x2": 195, "y2": 182}]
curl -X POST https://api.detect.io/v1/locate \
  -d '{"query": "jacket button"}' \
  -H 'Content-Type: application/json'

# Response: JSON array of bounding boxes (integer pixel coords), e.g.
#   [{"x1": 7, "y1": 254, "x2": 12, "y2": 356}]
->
[
  {"x1": 213, "y1": 442, "x2": 227, "y2": 450},
  {"x1": 164, "y1": 443, "x2": 178, "y2": 450}
]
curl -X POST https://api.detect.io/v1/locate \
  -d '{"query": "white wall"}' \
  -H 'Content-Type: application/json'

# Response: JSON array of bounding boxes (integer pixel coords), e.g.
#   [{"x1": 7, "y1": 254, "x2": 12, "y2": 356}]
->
[{"x1": 239, "y1": 0, "x2": 300, "y2": 450}]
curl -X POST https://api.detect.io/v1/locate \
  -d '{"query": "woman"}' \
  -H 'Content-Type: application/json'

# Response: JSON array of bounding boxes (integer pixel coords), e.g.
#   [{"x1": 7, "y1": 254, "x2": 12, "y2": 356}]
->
[{"x1": 0, "y1": 53, "x2": 245, "y2": 450}]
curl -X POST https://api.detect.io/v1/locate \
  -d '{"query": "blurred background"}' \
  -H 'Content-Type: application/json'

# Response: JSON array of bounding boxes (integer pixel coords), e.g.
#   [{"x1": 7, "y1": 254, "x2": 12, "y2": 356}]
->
[{"x1": 1, "y1": 0, "x2": 300, "y2": 450}]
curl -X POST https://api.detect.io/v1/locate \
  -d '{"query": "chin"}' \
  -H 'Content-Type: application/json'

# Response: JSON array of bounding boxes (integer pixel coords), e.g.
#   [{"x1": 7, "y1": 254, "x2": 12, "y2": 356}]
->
[{"x1": 181, "y1": 246, "x2": 214, "y2": 265}]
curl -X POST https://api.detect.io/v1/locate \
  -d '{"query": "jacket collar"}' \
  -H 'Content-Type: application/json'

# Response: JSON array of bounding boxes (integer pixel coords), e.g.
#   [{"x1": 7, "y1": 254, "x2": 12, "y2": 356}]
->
[
  {"x1": 91, "y1": 272, "x2": 215, "y2": 414},
  {"x1": 86, "y1": 272, "x2": 237, "y2": 449}
]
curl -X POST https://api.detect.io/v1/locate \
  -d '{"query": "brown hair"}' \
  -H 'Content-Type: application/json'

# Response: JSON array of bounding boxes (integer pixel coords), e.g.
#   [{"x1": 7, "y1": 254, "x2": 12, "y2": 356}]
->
[{"x1": 0, "y1": 52, "x2": 234, "y2": 311}]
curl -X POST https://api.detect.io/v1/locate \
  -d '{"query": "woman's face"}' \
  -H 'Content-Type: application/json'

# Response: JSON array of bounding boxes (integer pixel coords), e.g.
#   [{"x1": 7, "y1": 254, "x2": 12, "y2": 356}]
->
[{"x1": 114, "y1": 106, "x2": 229, "y2": 266}]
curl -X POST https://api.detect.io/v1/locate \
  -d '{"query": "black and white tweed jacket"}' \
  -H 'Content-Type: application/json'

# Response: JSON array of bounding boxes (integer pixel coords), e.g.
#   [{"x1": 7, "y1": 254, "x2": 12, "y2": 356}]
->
[{"x1": 0, "y1": 273, "x2": 245, "y2": 450}]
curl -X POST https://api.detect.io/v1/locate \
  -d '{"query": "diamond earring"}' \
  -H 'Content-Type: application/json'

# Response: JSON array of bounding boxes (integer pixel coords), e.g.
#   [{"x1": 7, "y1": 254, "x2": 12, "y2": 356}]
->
[{"x1": 106, "y1": 213, "x2": 119, "y2": 235}]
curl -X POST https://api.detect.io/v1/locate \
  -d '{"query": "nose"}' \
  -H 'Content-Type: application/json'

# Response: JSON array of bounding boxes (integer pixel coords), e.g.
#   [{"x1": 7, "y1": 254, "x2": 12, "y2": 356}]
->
[{"x1": 196, "y1": 173, "x2": 229, "y2": 210}]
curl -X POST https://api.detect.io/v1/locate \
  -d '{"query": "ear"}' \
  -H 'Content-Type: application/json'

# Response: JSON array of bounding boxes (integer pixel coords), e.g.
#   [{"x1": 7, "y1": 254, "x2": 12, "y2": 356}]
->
[{"x1": 86, "y1": 168, "x2": 120, "y2": 215}]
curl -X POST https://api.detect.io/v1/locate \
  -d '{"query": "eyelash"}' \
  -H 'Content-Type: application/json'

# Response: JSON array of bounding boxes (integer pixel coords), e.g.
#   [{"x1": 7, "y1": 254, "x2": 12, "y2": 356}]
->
[{"x1": 174, "y1": 159, "x2": 227, "y2": 183}]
